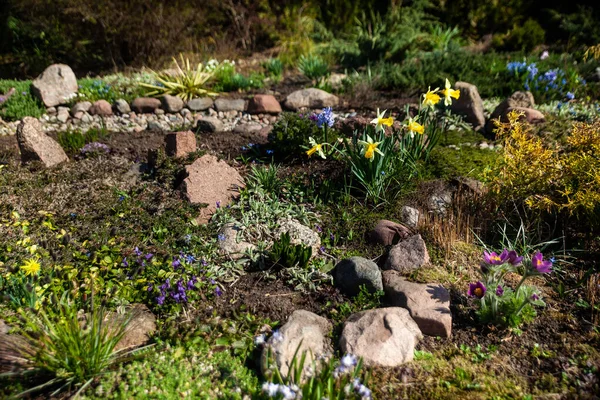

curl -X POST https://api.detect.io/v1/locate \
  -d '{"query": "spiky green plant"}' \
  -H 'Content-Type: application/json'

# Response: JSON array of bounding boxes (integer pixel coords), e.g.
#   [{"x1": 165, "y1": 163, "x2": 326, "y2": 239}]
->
[
  {"x1": 140, "y1": 55, "x2": 218, "y2": 100},
  {"x1": 0, "y1": 300, "x2": 140, "y2": 398}
]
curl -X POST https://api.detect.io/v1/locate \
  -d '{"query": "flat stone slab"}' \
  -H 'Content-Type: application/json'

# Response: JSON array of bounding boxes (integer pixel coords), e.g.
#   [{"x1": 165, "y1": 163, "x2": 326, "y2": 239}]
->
[
  {"x1": 179, "y1": 154, "x2": 244, "y2": 223},
  {"x1": 382, "y1": 270, "x2": 452, "y2": 337}
]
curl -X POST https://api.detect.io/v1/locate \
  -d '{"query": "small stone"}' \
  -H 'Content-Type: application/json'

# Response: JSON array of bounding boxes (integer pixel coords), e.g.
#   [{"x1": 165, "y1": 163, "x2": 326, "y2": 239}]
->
[
  {"x1": 165, "y1": 130, "x2": 197, "y2": 158},
  {"x1": 382, "y1": 271, "x2": 452, "y2": 337},
  {"x1": 284, "y1": 88, "x2": 339, "y2": 110},
  {"x1": 214, "y1": 98, "x2": 246, "y2": 112},
  {"x1": 187, "y1": 97, "x2": 214, "y2": 111},
  {"x1": 108, "y1": 304, "x2": 156, "y2": 352},
  {"x1": 161, "y1": 95, "x2": 184, "y2": 113},
  {"x1": 72, "y1": 111, "x2": 85, "y2": 120},
  {"x1": 233, "y1": 123, "x2": 263, "y2": 134},
  {"x1": 384, "y1": 234, "x2": 430, "y2": 274},
  {"x1": 46, "y1": 107, "x2": 57, "y2": 115},
  {"x1": 400, "y1": 206, "x2": 419, "y2": 229},
  {"x1": 274, "y1": 219, "x2": 321, "y2": 257},
  {"x1": 57, "y1": 107, "x2": 70, "y2": 123},
  {"x1": 147, "y1": 121, "x2": 163, "y2": 131},
  {"x1": 369, "y1": 220, "x2": 412, "y2": 246},
  {"x1": 261, "y1": 310, "x2": 332, "y2": 378},
  {"x1": 247, "y1": 94, "x2": 282, "y2": 114},
  {"x1": 71, "y1": 101, "x2": 92, "y2": 116},
  {"x1": 218, "y1": 222, "x2": 256, "y2": 260},
  {"x1": 31, "y1": 64, "x2": 78, "y2": 107},
  {"x1": 208, "y1": 108, "x2": 217, "y2": 116},
  {"x1": 114, "y1": 99, "x2": 131, "y2": 114},
  {"x1": 17, "y1": 117, "x2": 69, "y2": 167},
  {"x1": 195, "y1": 116, "x2": 224, "y2": 132},
  {"x1": 131, "y1": 97, "x2": 161, "y2": 113},
  {"x1": 81, "y1": 113, "x2": 93, "y2": 123},
  {"x1": 154, "y1": 108, "x2": 165, "y2": 115},
  {"x1": 89, "y1": 100, "x2": 113, "y2": 116},
  {"x1": 339, "y1": 308, "x2": 422, "y2": 367},
  {"x1": 333, "y1": 257, "x2": 383, "y2": 296}
]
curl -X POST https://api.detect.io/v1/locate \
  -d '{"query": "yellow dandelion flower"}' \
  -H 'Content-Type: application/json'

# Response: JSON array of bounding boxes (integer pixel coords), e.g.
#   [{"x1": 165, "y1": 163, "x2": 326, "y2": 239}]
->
[{"x1": 21, "y1": 258, "x2": 41, "y2": 276}]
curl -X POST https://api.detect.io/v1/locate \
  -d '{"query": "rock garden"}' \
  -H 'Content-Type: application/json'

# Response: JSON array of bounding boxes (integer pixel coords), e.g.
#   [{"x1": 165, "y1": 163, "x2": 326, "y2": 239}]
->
[{"x1": 1, "y1": 2, "x2": 600, "y2": 399}]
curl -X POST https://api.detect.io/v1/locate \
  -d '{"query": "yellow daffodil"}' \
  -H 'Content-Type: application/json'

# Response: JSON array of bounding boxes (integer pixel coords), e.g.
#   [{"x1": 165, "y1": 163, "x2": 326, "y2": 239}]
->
[
  {"x1": 406, "y1": 117, "x2": 424, "y2": 137},
  {"x1": 358, "y1": 135, "x2": 384, "y2": 162},
  {"x1": 21, "y1": 258, "x2": 41, "y2": 276},
  {"x1": 440, "y1": 78, "x2": 460, "y2": 106},
  {"x1": 370, "y1": 108, "x2": 394, "y2": 132},
  {"x1": 306, "y1": 137, "x2": 326, "y2": 159},
  {"x1": 422, "y1": 87, "x2": 441, "y2": 107}
]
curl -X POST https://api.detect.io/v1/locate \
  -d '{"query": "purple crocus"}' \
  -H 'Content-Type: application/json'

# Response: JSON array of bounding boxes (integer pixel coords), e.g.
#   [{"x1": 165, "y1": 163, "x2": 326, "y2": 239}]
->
[
  {"x1": 468, "y1": 281, "x2": 487, "y2": 299},
  {"x1": 483, "y1": 249, "x2": 509, "y2": 265},
  {"x1": 495, "y1": 285, "x2": 504, "y2": 296},
  {"x1": 531, "y1": 251, "x2": 552, "y2": 274},
  {"x1": 507, "y1": 250, "x2": 523, "y2": 266}
]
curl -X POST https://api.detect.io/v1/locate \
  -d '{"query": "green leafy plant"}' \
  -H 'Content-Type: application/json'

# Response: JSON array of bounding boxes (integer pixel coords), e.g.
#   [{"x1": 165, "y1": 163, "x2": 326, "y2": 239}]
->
[
  {"x1": 140, "y1": 55, "x2": 217, "y2": 100},
  {"x1": 297, "y1": 54, "x2": 330, "y2": 87},
  {"x1": 263, "y1": 58, "x2": 284, "y2": 83},
  {"x1": 212, "y1": 60, "x2": 264, "y2": 92},
  {"x1": 0, "y1": 299, "x2": 138, "y2": 397},
  {"x1": 0, "y1": 80, "x2": 45, "y2": 121},
  {"x1": 247, "y1": 164, "x2": 283, "y2": 195},
  {"x1": 333, "y1": 285, "x2": 384, "y2": 323},
  {"x1": 269, "y1": 112, "x2": 322, "y2": 159},
  {"x1": 269, "y1": 232, "x2": 312, "y2": 269},
  {"x1": 57, "y1": 126, "x2": 108, "y2": 154}
]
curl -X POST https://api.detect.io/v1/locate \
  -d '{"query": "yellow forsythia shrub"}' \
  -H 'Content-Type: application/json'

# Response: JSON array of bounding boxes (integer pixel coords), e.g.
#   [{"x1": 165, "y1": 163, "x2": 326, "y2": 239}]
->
[{"x1": 487, "y1": 111, "x2": 600, "y2": 225}]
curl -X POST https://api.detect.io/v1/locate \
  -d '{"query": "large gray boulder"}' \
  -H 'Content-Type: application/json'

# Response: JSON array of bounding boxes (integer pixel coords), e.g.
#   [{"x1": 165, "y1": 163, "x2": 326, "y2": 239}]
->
[
  {"x1": 333, "y1": 257, "x2": 383, "y2": 296},
  {"x1": 284, "y1": 88, "x2": 339, "y2": 110},
  {"x1": 17, "y1": 117, "x2": 69, "y2": 167},
  {"x1": 262, "y1": 310, "x2": 332, "y2": 378},
  {"x1": 450, "y1": 82, "x2": 485, "y2": 131},
  {"x1": 31, "y1": 64, "x2": 78, "y2": 107},
  {"x1": 339, "y1": 308, "x2": 422, "y2": 367},
  {"x1": 382, "y1": 271, "x2": 452, "y2": 337}
]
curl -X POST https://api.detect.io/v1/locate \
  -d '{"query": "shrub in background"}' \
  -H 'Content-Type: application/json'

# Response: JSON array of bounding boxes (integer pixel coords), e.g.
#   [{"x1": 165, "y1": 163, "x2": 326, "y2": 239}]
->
[{"x1": 487, "y1": 113, "x2": 600, "y2": 228}]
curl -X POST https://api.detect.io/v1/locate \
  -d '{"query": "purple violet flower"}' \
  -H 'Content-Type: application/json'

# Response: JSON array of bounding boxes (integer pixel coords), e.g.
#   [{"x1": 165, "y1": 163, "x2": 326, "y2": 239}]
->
[
  {"x1": 468, "y1": 281, "x2": 487, "y2": 299},
  {"x1": 134, "y1": 247, "x2": 142, "y2": 257},
  {"x1": 156, "y1": 295, "x2": 165, "y2": 305},
  {"x1": 218, "y1": 233, "x2": 226, "y2": 241},
  {"x1": 172, "y1": 258, "x2": 181, "y2": 269},
  {"x1": 531, "y1": 251, "x2": 552, "y2": 274},
  {"x1": 215, "y1": 286, "x2": 223, "y2": 296},
  {"x1": 531, "y1": 293, "x2": 540, "y2": 301}
]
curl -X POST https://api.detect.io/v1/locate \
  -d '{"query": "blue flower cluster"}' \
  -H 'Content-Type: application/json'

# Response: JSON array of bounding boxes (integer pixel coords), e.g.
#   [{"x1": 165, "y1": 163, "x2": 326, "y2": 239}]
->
[
  {"x1": 506, "y1": 61, "x2": 585, "y2": 102},
  {"x1": 315, "y1": 107, "x2": 335, "y2": 128},
  {"x1": 80, "y1": 142, "x2": 110, "y2": 155}
]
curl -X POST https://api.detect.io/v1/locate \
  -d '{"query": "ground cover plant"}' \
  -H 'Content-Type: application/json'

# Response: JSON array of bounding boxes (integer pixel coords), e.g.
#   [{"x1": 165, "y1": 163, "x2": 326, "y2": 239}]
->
[{"x1": 1, "y1": 1, "x2": 600, "y2": 398}]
